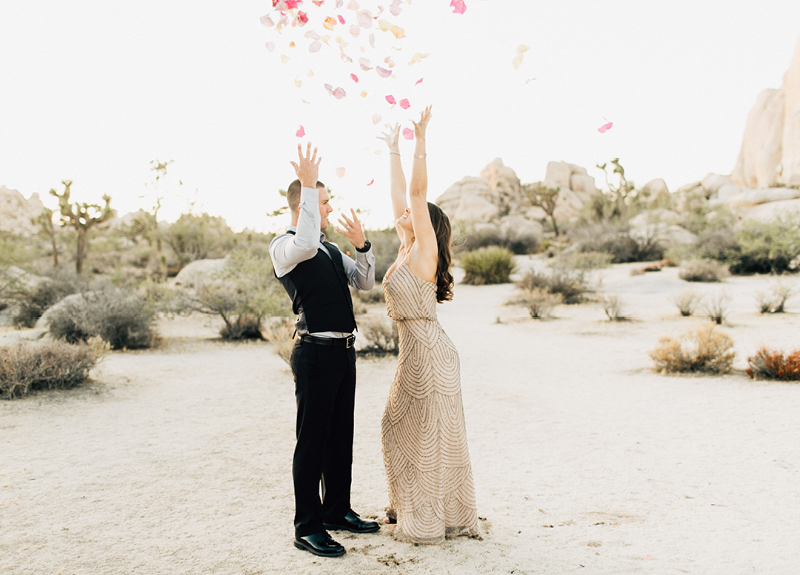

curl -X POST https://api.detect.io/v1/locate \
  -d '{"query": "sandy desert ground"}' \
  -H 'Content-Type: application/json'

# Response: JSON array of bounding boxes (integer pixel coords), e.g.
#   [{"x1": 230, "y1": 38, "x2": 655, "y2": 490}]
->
[{"x1": 2, "y1": 259, "x2": 800, "y2": 575}]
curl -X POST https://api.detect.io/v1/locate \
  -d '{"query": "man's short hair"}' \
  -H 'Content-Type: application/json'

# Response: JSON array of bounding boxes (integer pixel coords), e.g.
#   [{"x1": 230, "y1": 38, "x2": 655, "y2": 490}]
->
[{"x1": 287, "y1": 179, "x2": 326, "y2": 213}]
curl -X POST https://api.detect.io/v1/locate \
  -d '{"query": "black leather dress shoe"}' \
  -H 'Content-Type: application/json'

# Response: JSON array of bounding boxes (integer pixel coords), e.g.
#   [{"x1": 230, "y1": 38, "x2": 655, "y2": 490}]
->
[
  {"x1": 323, "y1": 510, "x2": 380, "y2": 533},
  {"x1": 294, "y1": 532, "x2": 346, "y2": 557}
]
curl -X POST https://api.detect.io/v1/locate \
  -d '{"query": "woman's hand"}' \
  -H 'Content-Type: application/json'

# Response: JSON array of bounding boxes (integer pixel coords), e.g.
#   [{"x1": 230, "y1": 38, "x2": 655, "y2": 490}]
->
[
  {"x1": 412, "y1": 106, "x2": 433, "y2": 141},
  {"x1": 377, "y1": 123, "x2": 401, "y2": 152}
]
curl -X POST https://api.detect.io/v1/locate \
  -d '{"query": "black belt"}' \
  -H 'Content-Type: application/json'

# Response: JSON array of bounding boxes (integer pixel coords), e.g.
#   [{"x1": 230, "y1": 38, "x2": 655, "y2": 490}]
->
[{"x1": 300, "y1": 334, "x2": 356, "y2": 349}]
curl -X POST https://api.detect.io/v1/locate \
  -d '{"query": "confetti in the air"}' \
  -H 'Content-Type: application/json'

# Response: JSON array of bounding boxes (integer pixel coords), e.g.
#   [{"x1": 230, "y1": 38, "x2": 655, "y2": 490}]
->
[
  {"x1": 294, "y1": 78, "x2": 303, "y2": 88},
  {"x1": 265, "y1": 42, "x2": 276, "y2": 52},
  {"x1": 351, "y1": 73, "x2": 359, "y2": 82},
  {"x1": 334, "y1": 87, "x2": 346, "y2": 99},
  {"x1": 598, "y1": 118, "x2": 613, "y2": 133},
  {"x1": 408, "y1": 52, "x2": 430, "y2": 66},
  {"x1": 399, "y1": 98, "x2": 410, "y2": 109},
  {"x1": 402, "y1": 128, "x2": 414, "y2": 140},
  {"x1": 336, "y1": 167, "x2": 346, "y2": 178},
  {"x1": 260, "y1": 15, "x2": 275, "y2": 27},
  {"x1": 367, "y1": 179, "x2": 375, "y2": 186},
  {"x1": 296, "y1": 125, "x2": 306, "y2": 138},
  {"x1": 415, "y1": 78, "x2": 424, "y2": 85},
  {"x1": 450, "y1": 0, "x2": 467, "y2": 14},
  {"x1": 512, "y1": 45, "x2": 530, "y2": 70},
  {"x1": 376, "y1": 66, "x2": 391, "y2": 78},
  {"x1": 385, "y1": 95, "x2": 396, "y2": 104},
  {"x1": 372, "y1": 114, "x2": 382, "y2": 124},
  {"x1": 281, "y1": 55, "x2": 290, "y2": 63}
]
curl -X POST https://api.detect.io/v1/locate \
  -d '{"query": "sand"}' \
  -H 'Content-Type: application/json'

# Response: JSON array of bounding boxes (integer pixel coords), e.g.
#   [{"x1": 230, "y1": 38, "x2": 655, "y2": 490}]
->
[{"x1": 2, "y1": 260, "x2": 800, "y2": 574}]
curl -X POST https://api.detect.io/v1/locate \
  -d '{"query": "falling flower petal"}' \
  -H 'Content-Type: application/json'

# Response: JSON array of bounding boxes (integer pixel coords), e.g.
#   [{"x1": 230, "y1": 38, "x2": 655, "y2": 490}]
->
[
  {"x1": 312, "y1": 0, "x2": 324, "y2": 5},
  {"x1": 376, "y1": 66, "x2": 391, "y2": 78},
  {"x1": 281, "y1": 54, "x2": 291, "y2": 63},
  {"x1": 361, "y1": 91, "x2": 368, "y2": 97},
  {"x1": 402, "y1": 128, "x2": 414, "y2": 140},
  {"x1": 284, "y1": 0, "x2": 300, "y2": 8},
  {"x1": 323, "y1": 16, "x2": 336, "y2": 30},
  {"x1": 260, "y1": 15, "x2": 275, "y2": 27},
  {"x1": 296, "y1": 125, "x2": 305, "y2": 138},
  {"x1": 598, "y1": 120, "x2": 613, "y2": 133},
  {"x1": 415, "y1": 77, "x2": 423, "y2": 85},
  {"x1": 389, "y1": 25, "x2": 405, "y2": 38},
  {"x1": 340, "y1": 49, "x2": 353, "y2": 63},
  {"x1": 265, "y1": 41, "x2": 276, "y2": 52},
  {"x1": 369, "y1": 33, "x2": 375, "y2": 48},
  {"x1": 337, "y1": 15, "x2": 346, "y2": 24},
  {"x1": 309, "y1": 40, "x2": 322, "y2": 52},
  {"x1": 307, "y1": 69, "x2": 315, "y2": 76},
  {"x1": 384, "y1": 56, "x2": 395, "y2": 68},
  {"x1": 336, "y1": 167, "x2": 346, "y2": 178},
  {"x1": 385, "y1": 95, "x2": 396, "y2": 105},
  {"x1": 367, "y1": 179, "x2": 374, "y2": 186},
  {"x1": 289, "y1": 41, "x2": 296, "y2": 47},
  {"x1": 302, "y1": 98, "x2": 311, "y2": 104},
  {"x1": 305, "y1": 30, "x2": 321, "y2": 40},
  {"x1": 376, "y1": 5, "x2": 384, "y2": 17},
  {"x1": 336, "y1": 36, "x2": 347, "y2": 45},
  {"x1": 390, "y1": 0, "x2": 402, "y2": 16},
  {"x1": 372, "y1": 114, "x2": 382, "y2": 124},
  {"x1": 297, "y1": 11, "x2": 309, "y2": 25},
  {"x1": 359, "y1": 57, "x2": 373, "y2": 70},
  {"x1": 399, "y1": 98, "x2": 410, "y2": 109},
  {"x1": 357, "y1": 10, "x2": 373, "y2": 28},
  {"x1": 324, "y1": 83, "x2": 334, "y2": 95},
  {"x1": 351, "y1": 73, "x2": 359, "y2": 82},
  {"x1": 377, "y1": 19, "x2": 391, "y2": 32},
  {"x1": 450, "y1": 0, "x2": 466, "y2": 14},
  {"x1": 408, "y1": 52, "x2": 430, "y2": 65},
  {"x1": 347, "y1": 0, "x2": 359, "y2": 8},
  {"x1": 334, "y1": 87, "x2": 346, "y2": 99},
  {"x1": 349, "y1": 25, "x2": 360, "y2": 37},
  {"x1": 512, "y1": 45, "x2": 530, "y2": 70},
  {"x1": 294, "y1": 78, "x2": 303, "y2": 87},
  {"x1": 336, "y1": 0, "x2": 343, "y2": 7},
  {"x1": 321, "y1": 35, "x2": 331, "y2": 43}
]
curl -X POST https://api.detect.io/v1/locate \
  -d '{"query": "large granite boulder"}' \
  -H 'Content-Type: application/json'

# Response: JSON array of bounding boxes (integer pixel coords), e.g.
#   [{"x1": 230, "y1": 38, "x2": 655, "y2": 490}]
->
[
  {"x1": 732, "y1": 36, "x2": 800, "y2": 188},
  {"x1": 738, "y1": 198, "x2": 800, "y2": 222},
  {"x1": 436, "y1": 176, "x2": 498, "y2": 224},
  {"x1": 35, "y1": 292, "x2": 87, "y2": 329},
  {"x1": 0, "y1": 185, "x2": 45, "y2": 237},
  {"x1": 640, "y1": 178, "x2": 670, "y2": 207}
]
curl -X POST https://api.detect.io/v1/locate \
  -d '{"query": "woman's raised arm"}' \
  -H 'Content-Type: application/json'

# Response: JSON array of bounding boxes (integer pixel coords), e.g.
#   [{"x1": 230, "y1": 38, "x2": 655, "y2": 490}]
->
[{"x1": 377, "y1": 123, "x2": 408, "y2": 221}]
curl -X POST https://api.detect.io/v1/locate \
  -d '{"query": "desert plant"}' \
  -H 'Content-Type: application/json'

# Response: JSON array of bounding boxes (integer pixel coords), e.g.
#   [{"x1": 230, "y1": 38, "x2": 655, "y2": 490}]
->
[
  {"x1": 33, "y1": 208, "x2": 60, "y2": 267},
  {"x1": 522, "y1": 182, "x2": 561, "y2": 236},
  {"x1": 50, "y1": 180, "x2": 114, "y2": 274},
  {"x1": 746, "y1": 348, "x2": 800, "y2": 381},
  {"x1": 755, "y1": 281, "x2": 795, "y2": 314},
  {"x1": 460, "y1": 246, "x2": 517, "y2": 285},
  {"x1": 0, "y1": 339, "x2": 109, "y2": 399},
  {"x1": 46, "y1": 284, "x2": 158, "y2": 349},
  {"x1": 264, "y1": 318, "x2": 296, "y2": 365},
  {"x1": 650, "y1": 324, "x2": 735, "y2": 374},
  {"x1": 671, "y1": 290, "x2": 701, "y2": 317},
  {"x1": 357, "y1": 316, "x2": 399, "y2": 356},
  {"x1": 13, "y1": 272, "x2": 84, "y2": 328},
  {"x1": 351, "y1": 282, "x2": 385, "y2": 305},
  {"x1": 730, "y1": 214, "x2": 800, "y2": 275},
  {"x1": 453, "y1": 222, "x2": 540, "y2": 255},
  {"x1": 702, "y1": 290, "x2": 731, "y2": 325},
  {"x1": 679, "y1": 259, "x2": 729, "y2": 283},
  {"x1": 516, "y1": 266, "x2": 589, "y2": 304},
  {"x1": 571, "y1": 220, "x2": 664, "y2": 263},
  {"x1": 599, "y1": 293, "x2": 626, "y2": 321},
  {"x1": 508, "y1": 287, "x2": 563, "y2": 319},
  {"x1": 162, "y1": 212, "x2": 236, "y2": 270}
]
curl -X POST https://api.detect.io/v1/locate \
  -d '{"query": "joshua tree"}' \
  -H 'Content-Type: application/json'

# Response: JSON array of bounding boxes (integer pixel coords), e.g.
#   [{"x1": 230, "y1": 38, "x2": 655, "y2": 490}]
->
[
  {"x1": 137, "y1": 158, "x2": 179, "y2": 253},
  {"x1": 50, "y1": 180, "x2": 113, "y2": 274},
  {"x1": 523, "y1": 182, "x2": 561, "y2": 237},
  {"x1": 33, "y1": 208, "x2": 59, "y2": 267}
]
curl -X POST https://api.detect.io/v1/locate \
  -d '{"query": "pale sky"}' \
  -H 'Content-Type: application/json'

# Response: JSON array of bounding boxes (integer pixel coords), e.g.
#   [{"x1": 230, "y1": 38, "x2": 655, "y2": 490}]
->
[{"x1": 1, "y1": 1, "x2": 799, "y2": 232}]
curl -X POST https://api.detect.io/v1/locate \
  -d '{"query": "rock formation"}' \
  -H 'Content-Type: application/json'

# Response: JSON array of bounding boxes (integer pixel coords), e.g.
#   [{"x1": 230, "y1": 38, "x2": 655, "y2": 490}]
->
[
  {"x1": 732, "y1": 36, "x2": 800, "y2": 188},
  {"x1": 0, "y1": 185, "x2": 45, "y2": 237}
]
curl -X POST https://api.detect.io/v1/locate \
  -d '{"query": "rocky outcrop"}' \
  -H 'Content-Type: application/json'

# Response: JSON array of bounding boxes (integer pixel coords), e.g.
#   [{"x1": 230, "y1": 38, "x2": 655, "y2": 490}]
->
[
  {"x1": 0, "y1": 185, "x2": 45, "y2": 237},
  {"x1": 732, "y1": 36, "x2": 800, "y2": 188}
]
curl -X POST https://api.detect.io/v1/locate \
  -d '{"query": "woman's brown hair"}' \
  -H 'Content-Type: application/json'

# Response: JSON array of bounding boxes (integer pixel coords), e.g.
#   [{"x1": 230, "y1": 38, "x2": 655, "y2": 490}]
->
[{"x1": 427, "y1": 202, "x2": 454, "y2": 303}]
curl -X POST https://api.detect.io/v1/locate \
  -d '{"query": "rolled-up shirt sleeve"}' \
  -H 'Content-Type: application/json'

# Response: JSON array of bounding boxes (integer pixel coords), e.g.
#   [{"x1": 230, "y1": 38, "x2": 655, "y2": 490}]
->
[
  {"x1": 341, "y1": 246, "x2": 375, "y2": 291},
  {"x1": 269, "y1": 187, "x2": 320, "y2": 277}
]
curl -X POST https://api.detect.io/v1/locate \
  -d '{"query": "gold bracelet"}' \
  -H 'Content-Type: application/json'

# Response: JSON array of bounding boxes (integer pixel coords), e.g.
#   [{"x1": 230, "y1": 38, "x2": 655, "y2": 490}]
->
[{"x1": 414, "y1": 154, "x2": 427, "y2": 159}]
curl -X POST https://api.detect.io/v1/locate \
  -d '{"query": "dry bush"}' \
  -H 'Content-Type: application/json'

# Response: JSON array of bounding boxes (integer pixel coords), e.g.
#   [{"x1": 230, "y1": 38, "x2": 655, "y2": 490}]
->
[
  {"x1": 263, "y1": 318, "x2": 296, "y2": 365},
  {"x1": 460, "y1": 246, "x2": 517, "y2": 285},
  {"x1": 630, "y1": 267, "x2": 645, "y2": 276},
  {"x1": 219, "y1": 313, "x2": 263, "y2": 340},
  {"x1": 13, "y1": 272, "x2": 84, "y2": 328},
  {"x1": 671, "y1": 290, "x2": 701, "y2": 317},
  {"x1": 357, "y1": 316, "x2": 399, "y2": 356},
  {"x1": 679, "y1": 259, "x2": 729, "y2": 282},
  {"x1": 702, "y1": 290, "x2": 731, "y2": 325},
  {"x1": 755, "y1": 281, "x2": 795, "y2": 314},
  {"x1": 0, "y1": 339, "x2": 109, "y2": 399},
  {"x1": 351, "y1": 283, "x2": 385, "y2": 305},
  {"x1": 650, "y1": 324, "x2": 735, "y2": 374},
  {"x1": 47, "y1": 285, "x2": 159, "y2": 349},
  {"x1": 746, "y1": 348, "x2": 800, "y2": 381},
  {"x1": 599, "y1": 293, "x2": 626, "y2": 321},
  {"x1": 509, "y1": 288, "x2": 563, "y2": 319},
  {"x1": 517, "y1": 267, "x2": 589, "y2": 304}
]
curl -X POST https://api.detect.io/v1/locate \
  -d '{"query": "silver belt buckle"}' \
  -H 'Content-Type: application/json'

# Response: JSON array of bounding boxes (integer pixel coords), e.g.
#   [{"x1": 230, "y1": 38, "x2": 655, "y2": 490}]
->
[{"x1": 346, "y1": 335, "x2": 355, "y2": 349}]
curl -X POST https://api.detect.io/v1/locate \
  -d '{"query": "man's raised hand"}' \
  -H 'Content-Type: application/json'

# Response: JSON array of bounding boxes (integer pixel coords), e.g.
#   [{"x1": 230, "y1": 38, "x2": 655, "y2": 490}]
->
[
  {"x1": 335, "y1": 209, "x2": 366, "y2": 250},
  {"x1": 289, "y1": 142, "x2": 321, "y2": 188}
]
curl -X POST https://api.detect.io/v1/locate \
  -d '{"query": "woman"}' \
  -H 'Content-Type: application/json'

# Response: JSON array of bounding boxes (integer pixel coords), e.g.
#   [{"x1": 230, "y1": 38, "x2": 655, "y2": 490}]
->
[{"x1": 378, "y1": 106, "x2": 479, "y2": 544}]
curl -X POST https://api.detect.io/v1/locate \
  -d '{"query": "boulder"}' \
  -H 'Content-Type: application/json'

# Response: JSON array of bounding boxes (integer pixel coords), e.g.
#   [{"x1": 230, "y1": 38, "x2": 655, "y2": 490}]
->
[
  {"x1": 0, "y1": 186, "x2": 45, "y2": 237},
  {"x1": 701, "y1": 174, "x2": 734, "y2": 197},
  {"x1": 437, "y1": 176, "x2": 498, "y2": 224},
  {"x1": 35, "y1": 293, "x2": 87, "y2": 329},
  {"x1": 1, "y1": 266, "x2": 49, "y2": 290},
  {"x1": 497, "y1": 215, "x2": 544, "y2": 245},
  {"x1": 0, "y1": 329, "x2": 47, "y2": 347},
  {"x1": 171, "y1": 257, "x2": 230, "y2": 289},
  {"x1": 478, "y1": 158, "x2": 521, "y2": 216},
  {"x1": 728, "y1": 187, "x2": 800, "y2": 208},
  {"x1": 738, "y1": 198, "x2": 800, "y2": 222},
  {"x1": 716, "y1": 183, "x2": 745, "y2": 203}
]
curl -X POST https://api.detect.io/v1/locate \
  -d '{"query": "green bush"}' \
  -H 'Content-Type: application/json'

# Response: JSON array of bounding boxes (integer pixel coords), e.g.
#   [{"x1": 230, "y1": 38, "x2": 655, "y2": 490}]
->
[
  {"x1": 47, "y1": 285, "x2": 159, "y2": 349},
  {"x1": 730, "y1": 216, "x2": 800, "y2": 275},
  {"x1": 460, "y1": 246, "x2": 517, "y2": 285},
  {"x1": 570, "y1": 221, "x2": 664, "y2": 263},
  {"x1": 0, "y1": 339, "x2": 108, "y2": 399},
  {"x1": 162, "y1": 212, "x2": 236, "y2": 270}
]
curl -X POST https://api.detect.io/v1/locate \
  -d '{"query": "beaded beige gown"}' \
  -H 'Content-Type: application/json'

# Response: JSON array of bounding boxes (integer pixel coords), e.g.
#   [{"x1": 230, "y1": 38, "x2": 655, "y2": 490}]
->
[{"x1": 381, "y1": 261, "x2": 479, "y2": 544}]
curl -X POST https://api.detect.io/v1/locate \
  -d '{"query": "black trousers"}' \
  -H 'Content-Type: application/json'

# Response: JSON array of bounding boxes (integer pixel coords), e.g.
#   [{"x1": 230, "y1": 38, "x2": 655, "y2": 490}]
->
[{"x1": 290, "y1": 339, "x2": 357, "y2": 537}]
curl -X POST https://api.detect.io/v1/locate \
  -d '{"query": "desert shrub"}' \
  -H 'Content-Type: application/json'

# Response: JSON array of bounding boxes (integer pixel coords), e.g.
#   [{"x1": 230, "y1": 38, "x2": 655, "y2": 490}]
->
[
  {"x1": 47, "y1": 285, "x2": 158, "y2": 349},
  {"x1": 570, "y1": 221, "x2": 664, "y2": 263},
  {"x1": 730, "y1": 215, "x2": 800, "y2": 275},
  {"x1": 162, "y1": 212, "x2": 236, "y2": 270},
  {"x1": 516, "y1": 265, "x2": 589, "y2": 304},
  {"x1": 0, "y1": 339, "x2": 108, "y2": 399},
  {"x1": 351, "y1": 282, "x2": 385, "y2": 305},
  {"x1": 702, "y1": 290, "x2": 730, "y2": 325},
  {"x1": 599, "y1": 293, "x2": 626, "y2": 321},
  {"x1": 508, "y1": 287, "x2": 563, "y2": 319},
  {"x1": 650, "y1": 324, "x2": 735, "y2": 374},
  {"x1": 453, "y1": 222, "x2": 539, "y2": 256},
  {"x1": 755, "y1": 281, "x2": 795, "y2": 314},
  {"x1": 13, "y1": 272, "x2": 84, "y2": 328},
  {"x1": 746, "y1": 348, "x2": 800, "y2": 381},
  {"x1": 190, "y1": 249, "x2": 290, "y2": 340},
  {"x1": 679, "y1": 259, "x2": 729, "y2": 282},
  {"x1": 460, "y1": 246, "x2": 517, "y2": 285},
  {"x1": 263, "y1": 318, "x2": 296, "y2": 365},
  {"x1": 671, "y1": 290, "x2": 701, "y2": 317},
  {"x1": 357, "y1": 316, "x2": 399, "y2": 356}
]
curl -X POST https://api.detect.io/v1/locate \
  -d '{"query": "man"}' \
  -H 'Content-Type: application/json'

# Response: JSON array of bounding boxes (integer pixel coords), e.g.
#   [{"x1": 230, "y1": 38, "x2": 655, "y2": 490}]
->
[{"x1": 270, "y1": 142, "x2": 380, "y2": 558}]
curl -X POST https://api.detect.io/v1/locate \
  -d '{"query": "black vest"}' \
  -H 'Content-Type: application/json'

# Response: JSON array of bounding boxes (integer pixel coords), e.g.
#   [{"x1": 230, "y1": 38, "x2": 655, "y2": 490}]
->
[{"x1": 275, "y1": 232, "x2": 357, "y2": 334}]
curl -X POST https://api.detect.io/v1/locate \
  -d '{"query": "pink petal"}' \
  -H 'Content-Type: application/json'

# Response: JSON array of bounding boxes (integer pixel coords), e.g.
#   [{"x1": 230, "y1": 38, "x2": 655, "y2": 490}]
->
[
  {"x1": 369, "y1": 33, "x2": 375, "y2": 48},
  {"x1": 309, "y1": 40, "x2": 322, "y2": 52},
  {"x1": 336, "y1": 0, "x2": 343, "y2": 7},
  {"x1": 349, "y1": 25, "x2": 360, "y2": 37},
  {"x1": 297, "y1": 11, "x2": 309, "y2": 25},
  {"x1": 347, "y1": 0, "x2": 359, "y2": 8},
  {"x1": 265, "y1": 41, "x2": 276, "y2": 52},
  {"x1": 357, "y1": 11, "x2": 373, "y2": 28},
  {"x1": 402, "y1": 128, "x2": 414, "y2": 140},
  {"x1": 450, "y1": 0, "x2": 466, "y2": 14},
  {"x1": 598, "y1": 121, "x2": 613, "y2": 133},
  {"x1": 389, "y1": 0, "x2": 402, "y2": 16},
  {"x1": 337, "y1": 15, "x2": 346, "y2": 24},
  {"x1": 399, "y1": 98, "x2": 410, "y2": 109},
  {"x1": 359, "y1": 57, "x2": 372, "y2": 71},
  {"x1": 260, "y1": 15, "x2": 275, "y2": 27},
  {"x1": 334, "y1": 87, "x2": 346, "y2": 99},
  {"x1": 336, "y1": 167, "x2": 346, "y2": 178},
  {"x1": 296, "y1": 125, "x2": 305, "y2": 138},
  {"x1": 376, "y1": 66, "x2": 391, "y2": 78},
  {"x1": 305, "y1": 30, "x2": 321, "y2": 40},
  {"x1": 350, "y1": 73, "x2": 359, "y2": 82},
  {"x1": 385, "y1": 95, "x2": 396, "y2": 104},
  {"x1": 324, "y1": 83, "x2": 334, "y2": 95},
  {"x1": 415, "y1": 78, "x2": 423, "y2": 85},
  {"x1": 367, "y1": 179, "x2": 374, "y2": 186},
  {"x1": 372, "y1": 114, "x2": 382, "y2": 124}
]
